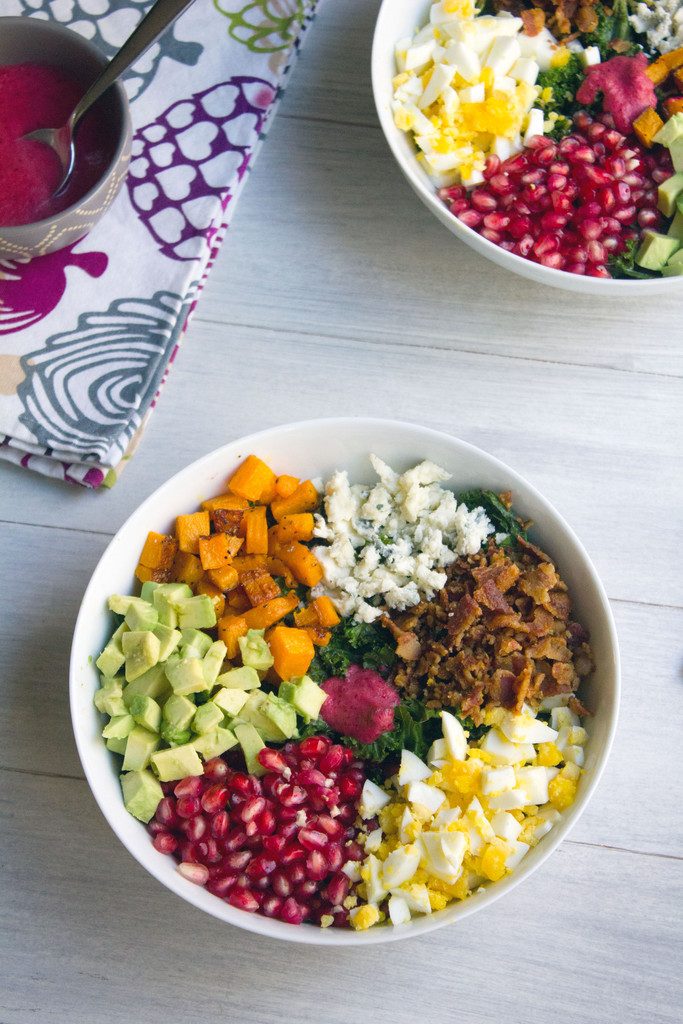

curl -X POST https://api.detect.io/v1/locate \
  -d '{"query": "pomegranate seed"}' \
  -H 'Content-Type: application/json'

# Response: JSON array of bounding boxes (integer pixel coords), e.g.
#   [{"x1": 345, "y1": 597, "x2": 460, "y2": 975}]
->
[
  {"x1": 514, "y1": 235, "x2": 535, "y2": 257},
  {"x1": 533, "y1": 234, "x2": 558, "y2": 258},
  {"x1": 324, "y1": 872, "x2": 351, "y2": 906},
  {"x1": 613, "y1": 204, "x2": 636, "y2": 224},
  {"x1": 480, "y1": 228, "x2": 502, "y2": 244},
  {"x1": 295, "y1": 768, "x2": 327, "y2": 788},
  {"x1": 315, "y1": 815, "x2": 344, "y2": 840},
  {"x1": 279, "y1": 897, "x2": 305, "y2": 925},
  {"x1": 223, "y1": 849, "x2": 252, "y2": 872},
  {"x1": 638, "y1": 209, "x2": 658, "y2": 229},
  {"x1": 299, "y1": 737, "x2": 330, "y2": 758},
  {"x1": 278, "y1": 785, "x2": 307, "y2": 808},
  {"x1": 587, "y1": 122, "x2": 606, "y2": 141},
  {"x1": 276, "y1": 804, "x2": 300, "y2": 823},
  {"x1": 280, "y1": 843, "x2": 306, "y2": 865},
  {"x1": 344, "y1": 841, "x2": 365, "y2": 862},
  {"x1": 578, "y1": 218, "x2": 603, "y2": 241},
  {"x1": 284, "y1": 861, "x2": 307, "y2": 886},
  {"x1": 184, "y1": 815, "x2": 208, "y2": 842},
  {"x1": 257, "y1": 748, "x2": 289, "y2": 774},
  {"x1": 573, "y1": 111, "x2": 593, "y2": 130},
  {"x1": 176, "y1": 796, "x2": 201, "y2": 819},
  {"x1": 228, "y1": 887, "x2": 260, "y2": 913},
  {"x1": 324, "y1": 844, "x2": 344, "y2": 873},
  {"x1": 207, "y1": 874, "x2": 238, "y2": 898},
  {"x1": 203, "y1": 758, "x2": 230, "y2": 781},
  {"x1": 222, "y1": 828, "x2": 248, "y2": 852},
  {"x1": 262, "y1": 834, "x2": 287, "y2": 858},
  {"x1": 550, "y1": 192, "x2": 572, "y2": 214},
  {"x1": 520, "y1": 168, "x2": 544, "y2": 185},
  {"x1": 602, "y1": 129, "x2": 624, "y2": 150},
  {"x1": 203, "y1": 838, "x2": 222, "y2": 864},
  {"x1": 338, "y1": 774, "x2": 362, "y2": 801},
  {"x1": 533, "y1": 145, "x2": 557, "y2": 167},
  {"x1": 254, "y1": 808, "x2": 276, "y2": 835},
  {"x1": 178, "y1": 862, "x2": 209, "y2": 885},
  {"x1": 246, "y1": 855, "x2": 276, "y2": 881},
  {"x1": 201, "y1": 785, "x2": 229, "y2": 815},
  {"x1": 211, "y1": 811, "x2": 230, "y2": 839},
  {"x1": 587, "y1": 240, "x2": 606, "y2": 264},
  {"x1": 570, "y1": 145, "x2": 595, "y2": 164},
  {"x1": 546, "y1": 172, "x2": 567, "y2": 193},
  {"x1": 147, "y1": 820, "x2": 166, "y2": 837},
  {"x1": 612, "y1": 181, "x2": 631, "y2": 206},
  {"x1": 540, "y1": 252, "x2": 564, "y2": 269},
  {"x1": 298, "y1": 828, "x2": 328, "y2": 852},
  {"x1": 306, "y1": 850, "x2": 328, "y2": 881},
  {"x1": 271, "y1": 870, "x2": 292, "y2": 897},
  {"x1": 261, "y1": 894, "x2": 284, "y2": 918},
  {"x1": 174, "y1": 777, "x2": 203, "y2": 800},
  {"x1": 450, "y1": 198, "x2": 469, "y2": 215},
  {"x1": 471, "y1": 190, "x2": 497, "y2": 212},
  {"x1": 239, "y1": 796, "x2": 267, "y2": 823},
  {"x1": 565, "y1": 262, "x2": 587, "y2": 275},
  {"x1": 566, "y1": 245, "x2": 588, "y2": 263},
  {"x1": 319, "y1": 745, "x2": 345, "y2": 775},
  {"x1": 296, "y1": 880, "x2": 320, "y2": 900},
  {"x1": 601, "y1": 234, "x2": 620, "y2": 252},
  {"x1": 540, "y1": 211, "x2": 568, "y2": 231},
  {"x1": 155, "y1": 797, "x2": 178, "y2": 828},
  {"x1": 230, "y1": 772, "x2": 254, "y2": 796},
  {"x1": 483, "y1": 211, "x2": 510, "y2": 231},
  {"x1": 152, "y1": 832, "x2": 178, "y2": 855},
  {"x1": 484, "y1": 154, "x2": 501, "y2": 178},
  {"x1": 458, "y1": 209, "x2": 482, "y2": 229},
  {"x1": 488, "y1": 173, "x2": 513, "y2": 195},
  {"x1": 587, "y1": 264, "x2": 611, "y2": 277}
]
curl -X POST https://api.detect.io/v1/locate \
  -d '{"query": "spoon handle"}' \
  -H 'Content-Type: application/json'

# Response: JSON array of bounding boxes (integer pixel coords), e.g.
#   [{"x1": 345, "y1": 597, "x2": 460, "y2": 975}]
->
[{"x1": 70, "y1": 0, "x2": 198, "y2": 130}]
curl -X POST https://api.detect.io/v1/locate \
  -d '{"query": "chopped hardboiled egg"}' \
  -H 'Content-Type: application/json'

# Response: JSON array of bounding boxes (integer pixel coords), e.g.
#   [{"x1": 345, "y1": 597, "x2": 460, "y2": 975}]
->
[
  {"x1": 350, "y1": 701, "x2": 587, "y2": 930},
  {"x1": 392, "y1": 7, "x2": 556, "y2": 187}
]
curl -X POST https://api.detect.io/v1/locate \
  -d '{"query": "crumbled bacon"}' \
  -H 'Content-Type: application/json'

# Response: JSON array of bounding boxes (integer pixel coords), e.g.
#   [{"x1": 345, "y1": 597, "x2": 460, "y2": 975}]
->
[
  {"x1": 521, "y1": 8, "x2": 545, "y2": 36},
  {"x1": 390, "y1": 538, "x2": 592, "y2": 722}
]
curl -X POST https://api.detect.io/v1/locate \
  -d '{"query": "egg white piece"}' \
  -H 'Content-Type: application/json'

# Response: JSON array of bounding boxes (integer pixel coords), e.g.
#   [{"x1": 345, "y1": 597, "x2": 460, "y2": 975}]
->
[
  {"x1": 480, "y1": 728, "x2": 535, "y2": 765},
  {"x1": 398, "y1": 749, "x2": 432, "y2": 785},
  {"x1": 383, "y1": 845, "x2": 421, "y2": 889},
  {"x1": 491, "y1": 810, "x2": 523, "y2": 842},
  {"x1": 481, "y1": 765, "x2": 516, "y2": 795},
  {"x1": 441, "y1": 710, "x2": 468, "y2": 760},
  {"x1": 397, "y1": 882, "x2": 432, "y2": 915},
  {"x1": 364, "y1": 854, "x2": 388, "y2": 903},
  {"x1": 388, "y1": 894, "x2": 412, "y2": 926},
  {"x1": 360, "y1": 779, "x2": 392, "y2": 819},
  {"x1": 407, "y1": 780, "x2": 447, "y2": 815}
]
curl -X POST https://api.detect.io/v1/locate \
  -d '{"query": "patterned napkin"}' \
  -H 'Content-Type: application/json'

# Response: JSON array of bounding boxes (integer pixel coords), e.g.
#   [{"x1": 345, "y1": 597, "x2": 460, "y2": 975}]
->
[{"x1": 0, "y1": 0, "x2": 317, "y2": 487}]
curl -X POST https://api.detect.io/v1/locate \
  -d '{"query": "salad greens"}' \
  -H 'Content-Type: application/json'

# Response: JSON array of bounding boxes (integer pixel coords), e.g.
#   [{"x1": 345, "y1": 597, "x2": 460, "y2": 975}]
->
[
  {"x1": 460, "y1": 488, "x2": 529, "y2": 546},
  {"x1": 584, "y1": 0, "x2": 640, "y2": 59},
  {"x1": 308, "y1": 618, "x2": 397, "y2": 683},
  {"x1": 608, "y1": 237, "x2": 659, "y2": 279}
]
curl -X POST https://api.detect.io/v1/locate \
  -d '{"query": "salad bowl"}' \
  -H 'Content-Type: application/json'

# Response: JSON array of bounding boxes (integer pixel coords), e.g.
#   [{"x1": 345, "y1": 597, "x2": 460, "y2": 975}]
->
[
  {"x1": 371, "y1": 0, "x2": 683, "y2": 295},
  {"x1": 70, "y1": 418, "x2": 620, "y2": 944}
]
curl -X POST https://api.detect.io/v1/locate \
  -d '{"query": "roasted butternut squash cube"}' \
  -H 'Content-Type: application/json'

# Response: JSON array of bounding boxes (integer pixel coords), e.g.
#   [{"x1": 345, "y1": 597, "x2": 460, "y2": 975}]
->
[
  {"x1": 241, "y1": 569, "x2": 281, "y2": 607},
  {"x1": 228, "y1": 455, "x2": 276, "y2": 502},
  {"x1": 139, "y1": 531, "x2": 178, "y2": 570},
  {"x1": 242, "y1": 593, "x2": 299, "y2": 631},
  {"x1": 242, "y1": 506, "x2": 269, "y2": 555},
  {"x1": 306, "y1": 625, "x2": 331, "y2": 647},
  {"x1": 270, "y1": 480, "x2": 319, "y2": 521},
  {"x1": 269, "y1": 513, "x2": 315, "y2": 548},
  {"x1": 268, "y1": 626, "x2": 315, "y2": 679},
  {"x1": 172, "y1": 550, "x2": 204, "y2": 585},
  {"x1": 217, "y1": 614, "x2": 248, "y2": 659},
  {"x1": 275, "y1": 474, "x2": 299, "y2": 498},
  {"x1": 211, "y1": 507, "x2": 244, "y2": 536},
  {"x1": 201, "y1": 493, "x2": 249, "y2": 512},
  {"x1": 311, "y1": 595, "x2": 340, "y2": 627},
  {"x1": 633, "y1": 106, "x2": 664, "y2": 148},
  {"x1": 275, "y1": 542, "x2": 323, "y2": 587},
  {"x1": 176, "y1": 511, "x2": 210, "y2": 554},
  {"x1": 664, "y1": 97, "x2": 683, "y2": 119},
  {"x1": 226, "y1": 587, "x2": 252, "y2": 613},
  {"x1": 646, "y1": 57, "x2": 670, "y2": 85},
  {"x1": 664, "y1": 46, "x2": 683, "y2": 71},
  {"x1": 207, "y1": 563, "x2": 240, "y2": 592},
  {"x1": 199, "y1": 533, "x2": 242, "y2": 570}
]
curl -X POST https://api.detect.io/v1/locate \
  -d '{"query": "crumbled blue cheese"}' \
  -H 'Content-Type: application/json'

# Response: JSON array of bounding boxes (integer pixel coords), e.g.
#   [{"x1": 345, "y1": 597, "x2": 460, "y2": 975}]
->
[
  {"x1": 311, "y1": 455, "x2": 493, "y2": 622},
  {"x1": 629, "y1": 0, "x2": 683, "y2": 56}
]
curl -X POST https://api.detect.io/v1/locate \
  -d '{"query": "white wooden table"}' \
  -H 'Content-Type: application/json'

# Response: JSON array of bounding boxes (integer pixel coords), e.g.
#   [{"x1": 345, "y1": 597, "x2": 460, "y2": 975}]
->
[{"x1": 1, "y1": 2, "x2": 681, "y2": 1020}]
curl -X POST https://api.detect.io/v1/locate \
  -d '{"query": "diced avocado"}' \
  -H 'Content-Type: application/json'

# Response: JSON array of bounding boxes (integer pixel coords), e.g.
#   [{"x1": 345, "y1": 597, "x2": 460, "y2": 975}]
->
[
  {"x1": 654, "y1": 112, "x2": 683, "y2": 148},
  {"x1": 140, "y1": 581, "x2": 160, "y2": 602},
  {"x1": 106, "y1": 736, "x2": 128, "y2": 755},
  {"x1": 165, "y1": 656, "x2": 209, "y2": 696},
  {"x1": 261, "y1": 693, "x2": 298, "y2": 739},
  {"x1": 150, "y1": 743, "x2": 203, "y2": 782},
  {"x1": 203, "y1": 640, "x2": 227, "y2": 686},
  {"x1": 175, "y1": 595, "x2": 217, "y2": 630},
  {"x1": 279, "y1": 674, "x2": 327, "y2": 724},
  {"x1": 129, "y1": 695, "x2": 162, "y2": 733},
  {"x1": 124, "y1": 599, "x2": 159, "y2": 632},
  {"x1": 122, "y1": 726, "x2": 159, "y2": 771},
  {"x1": 163, "y1": 693, "x2": 196, "y2": 730},
  {"x1": 95, "y1": 622, "x2": 128, "y2": 677},
  {"x1": 192, "y1": 700, "x2": 225, "y2": 735},
  {"x1": 663, "y1": 248, "x2": 683, "y2": 275},
  {"x1": 234, "y1": 722, "x2": 266, "y2": 775},
  {"x1": 238, "y1": 629, "x2": 274, "y2": 672},
  {"x1": 153, "y1": 583, "x2": 192, "y2": 627},
  {"x1": 160, "y1": 723, "x2": 192, "y2": 746},
  {"x1": 122, "y1": 664, "x2": 170, "y2": 706},
  {"x1": 192, "y1": 727, "x2": 238, "y2": 759},
  {"x1": 120, "y1": 769, "x2": 164, "y2": 823},
  {"x1": 216, "y1": 665, "x2": 261, "y2": 690},
  {"x1": 213, "y1": 686, "x2": 249, "y2": 718},
  {"x1": 657, "y1": 172, "x2": 683, "y2": 216},
  {"x1": 238, "y1": 691, "x2": 289, "y2": 742},
  {"x1": 669, "y1": 137, "x2": 683, "y2": 173},
  {"x1": 102, "y1": 713, "x2": 135, "y2": 740},
  {"x1": 122, "y1": 630, "x2": 161, "y2": 682},
  {"x1": 152, "y1": 623, "x2": 181, "y2": 661},
  {"x1": 94, "y1": 677, "x2": 126, "y2": 717},
  {"x1": 635, "y1": 229, "x2": 679, "y2": 271},
  {"x1": 179, "y1": 628, "x2": 213, "y2": 658},
  {"x1": 108, "y1": 594, "x2": 140, "y2": 615},
  {"x1": 668, "y1": 208, "x2": 683, "y2": 242}
]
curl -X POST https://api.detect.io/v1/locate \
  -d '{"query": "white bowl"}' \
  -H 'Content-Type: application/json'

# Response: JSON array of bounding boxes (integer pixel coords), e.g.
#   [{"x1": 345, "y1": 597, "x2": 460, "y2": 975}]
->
[
  {"x1": 70, "y1": 417, "x2": 619, "y2": 944},
  {"x1": 371, "y1": 0, "x2": 682, "y2": 295}
]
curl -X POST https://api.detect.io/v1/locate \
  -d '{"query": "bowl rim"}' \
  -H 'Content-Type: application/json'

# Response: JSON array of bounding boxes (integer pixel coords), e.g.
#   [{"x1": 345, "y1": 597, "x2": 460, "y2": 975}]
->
[
  {"x1": 70, "y1": 416, "x2": 620, "y2": 945},
  {"x1": 0, "y1": 15, "x2": 131, "y2": 234},
  {"x1": 370, "y1": 0, "x2": 682, "y2": 295}
]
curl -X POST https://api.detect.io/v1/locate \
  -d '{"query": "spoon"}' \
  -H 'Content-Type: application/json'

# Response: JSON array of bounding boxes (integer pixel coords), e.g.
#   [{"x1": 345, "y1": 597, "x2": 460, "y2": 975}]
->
[{"x1": 23, "y1": 0, "x2": 197, "y2": 197}]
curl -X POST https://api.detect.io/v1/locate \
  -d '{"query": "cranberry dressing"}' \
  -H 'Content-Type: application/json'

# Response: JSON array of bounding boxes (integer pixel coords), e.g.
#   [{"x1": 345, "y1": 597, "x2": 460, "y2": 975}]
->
[{"x1": 0, "y1": 63, "x2": 116, "y2": 227}]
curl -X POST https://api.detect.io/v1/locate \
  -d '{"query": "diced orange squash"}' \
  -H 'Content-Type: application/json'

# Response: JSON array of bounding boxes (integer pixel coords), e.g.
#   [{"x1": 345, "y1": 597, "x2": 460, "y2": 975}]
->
[
  {"x1": 633, "y1": 106, "x2": 664, "y2": 148},
  {"x1": 242, "y1": 506, "x2": 269, "y2": 555},
  {"x1": 241, "y1": 569, "x2": 281, "y2": 607},
  {"x1": 202, "y1": 493, "x2": 249, "y2": 512},
  {"x1": 675, "y1": 68, "x2": 683, "y2": 91},
  {"x1": 293, "y1": 605, "x2": 320, "y2": 627},
  {"x1": 139, "y1": 531, "x2": 178, "y2": 570},
  {"x1": 217, "y1": 614, "x2": 248, "y2": 659},
  {"x1": 198, "y1": 532, "x2": 243, "y2": 570},
  {"x1": 270, "y1": 480, "x2": 319, "y2": 521},
  {"x1": 664, "y1": 46, "x2": 683, "y2": 71},
  {"x1": 259, "y1": 477, "x2": 278, "y2": 505},
  {"x1": 311, "y1": 595, "x2": 340, "y2": 628},
  {"x1": 228, "y1": 455, "x2": 276, "y2": 502},
  {"x1": 268, "y1": 626, "x2": 315, "y2": 679},
  {"x1": 232, "y1": 555, "x2": 269, "y2": 577},
  {"x1": 135, "y1": 562, "x2": 171, "y2": 584},
  {"x1": 211, "y1": 507, "x2": 244, "y2": 536},
  {"x1": 269, "y1": 513, "x2": 315, "y2": 548},
  {"x1": 195, "y1": 577, "x2": 226, "y2": 619},
  {"x1": 664, "y1": 97, "x2": 683, "y2": 118},
  {"x1": 226, "y1": 587, "x2": 252, "y2": 613},
  {"x1": 274, "y1": 542, "x2": 323, "y2": 587},
  {"x1": 266, "y1": 556, "x2": 297, "y2": 588},
  {"x1": 646, "y1": 57, "x2": 670, "y2": 85},
  {"x1": 306, "y1": 626, "x2": 331, "y2": 647},
  {"x1": 207, "y1": 564, "x2": 240, "y2": 592},
  {"x1": 172, "y1": 550, "x2": 204, "y2": 585},
  {"x1": 275, "y1": 474, "x2": 299, "y2": 498},
  {"x1": 176, "y1": 511, "x2": 210, "y2": 554},
  {"x1": 242, "y1": 593, "x2": 299, "y2": 631}
]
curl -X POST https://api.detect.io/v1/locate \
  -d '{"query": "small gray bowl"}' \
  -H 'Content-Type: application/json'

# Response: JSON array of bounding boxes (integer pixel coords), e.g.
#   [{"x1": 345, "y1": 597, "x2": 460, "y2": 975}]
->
[{"x1": 0, "y1": 17, "x2": 132, "y2": 259}]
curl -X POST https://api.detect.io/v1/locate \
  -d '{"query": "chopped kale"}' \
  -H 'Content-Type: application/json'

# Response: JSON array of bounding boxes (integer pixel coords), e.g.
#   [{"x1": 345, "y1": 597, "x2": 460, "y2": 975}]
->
[
  {"x1": 583, "y1": 1, "x2": 641, "y2": 58},
  {"x1": 608, "y1": 238, "x2": 657, "y2": 279},
  {"x1": 459, "y1": 488, "x2": 528, "y2": 545},
  {"x1": 308, "y1": 617, "x2": 397, "y2": 683},
  {"x1": 537, "y1": 53, "x2": 586, "y2": 120}
]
